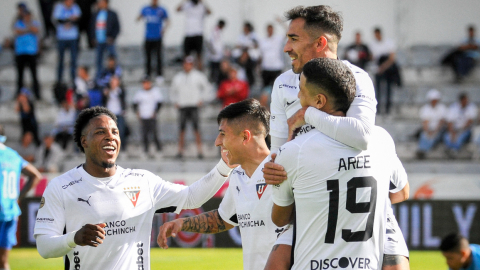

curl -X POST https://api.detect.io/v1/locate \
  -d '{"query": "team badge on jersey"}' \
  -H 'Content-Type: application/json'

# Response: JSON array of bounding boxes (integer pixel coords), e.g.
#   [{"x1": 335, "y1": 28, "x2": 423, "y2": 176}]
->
[
  {"x1": 256, "y1": 183, "x2": 267, "y2": 199},
  {"x1": 124, "y1": 186, "x2": 141, "y2": 207}
]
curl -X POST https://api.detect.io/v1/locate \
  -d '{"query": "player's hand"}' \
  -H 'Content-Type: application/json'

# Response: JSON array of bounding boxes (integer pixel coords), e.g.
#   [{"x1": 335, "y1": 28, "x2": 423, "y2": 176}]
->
[
  {"x1": 287, "y1": 107, "x2": 307, "y2": 141},
  {"x1": 157, "y1": 219, "x2": 184, "y2": 249},
  {"x1": 263, "y1": 153, "x2": 287, "y2": 185},
  {"x1": 74, "y1": 223, "x2": 106, "y2": 247}
]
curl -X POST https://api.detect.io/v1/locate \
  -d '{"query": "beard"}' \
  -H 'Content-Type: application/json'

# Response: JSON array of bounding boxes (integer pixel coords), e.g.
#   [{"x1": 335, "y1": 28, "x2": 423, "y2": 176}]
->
[{"x1": 101, "y1": 162, "x2": 115, "y2": 169}]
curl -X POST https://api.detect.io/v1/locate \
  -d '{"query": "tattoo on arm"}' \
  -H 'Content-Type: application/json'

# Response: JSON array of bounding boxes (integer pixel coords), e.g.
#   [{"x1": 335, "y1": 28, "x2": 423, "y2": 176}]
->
[
  {"x1": 383, "y1": 255, "x2": 406, "y2": 266},
  {"x1": 271, "y1": 244, "x2": 280, "y2": 252},
  {"x1": 181, "y1": 210, "x2": 229, "y2": 234}
]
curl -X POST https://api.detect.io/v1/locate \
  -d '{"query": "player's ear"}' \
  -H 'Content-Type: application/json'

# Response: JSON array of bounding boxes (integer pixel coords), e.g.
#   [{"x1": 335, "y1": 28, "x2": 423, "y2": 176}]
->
[
  {"x1": 242, "y1": 130, "x2": 252, "y2": 144},
  {"x1": 314, "y1": 93, "x2": 327, "y2": 110},
  {"x1": 316, "y1": 36, "x2": 328, "y2": 53},
  {"x1": 80, "y1": 135, "x2": 88, "y2": 150}
]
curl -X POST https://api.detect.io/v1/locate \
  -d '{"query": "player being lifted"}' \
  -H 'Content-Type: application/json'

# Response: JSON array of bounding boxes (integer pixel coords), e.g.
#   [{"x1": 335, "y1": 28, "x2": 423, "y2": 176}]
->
[
  {"x1": 34, "y1": 107, "x2": 234, "y2": 270},
  {"x1": 157, "y1": 99, "x2": 287, "y2": 270},
  {"x1": 263, "y1": 5, "x2": 410, "y2": 270},
  {"x1": 271, "y1": 57, "x2": 408, "y2": 270}
]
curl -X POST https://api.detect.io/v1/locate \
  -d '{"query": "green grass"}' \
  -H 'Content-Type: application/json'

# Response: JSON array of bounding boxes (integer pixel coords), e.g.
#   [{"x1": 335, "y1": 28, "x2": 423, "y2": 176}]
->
[{"x1": 10, "y1": 248, "x2": 444, "y2": 270}]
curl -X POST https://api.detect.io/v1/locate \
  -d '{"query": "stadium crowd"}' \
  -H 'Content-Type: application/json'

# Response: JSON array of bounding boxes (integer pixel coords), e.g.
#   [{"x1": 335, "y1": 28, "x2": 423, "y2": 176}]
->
[{"x1": 0, "y1": 0, "x2": 479, "y2": 168}]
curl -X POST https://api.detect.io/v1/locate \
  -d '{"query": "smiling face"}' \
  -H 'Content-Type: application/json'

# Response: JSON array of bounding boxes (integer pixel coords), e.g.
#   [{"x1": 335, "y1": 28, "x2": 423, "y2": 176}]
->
[
  {"x1": 215, "y1": 119, "x2": 244, "y2": 166},
  {"x1": 284, "y1": 18, "x2": 321, "y2": 74},
  {"x1": 81, "y1": 115, "x2": 120, "y2": 175}
]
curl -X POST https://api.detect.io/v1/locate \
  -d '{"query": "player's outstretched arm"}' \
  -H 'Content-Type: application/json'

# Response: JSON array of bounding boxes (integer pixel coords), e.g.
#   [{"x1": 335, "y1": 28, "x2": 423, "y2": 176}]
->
[
  {"x1": 157, "y1": 210, "x2": 234, "y2": 249},
  {"x1": 271, "y1": 203, "x2": 294, "y2": 227}
]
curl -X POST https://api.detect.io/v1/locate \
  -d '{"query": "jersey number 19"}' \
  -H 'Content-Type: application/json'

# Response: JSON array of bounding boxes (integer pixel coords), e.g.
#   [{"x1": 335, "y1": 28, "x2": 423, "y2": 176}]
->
[{"x1": 325, "y1": 176, "x2": 377, "y2": 244}]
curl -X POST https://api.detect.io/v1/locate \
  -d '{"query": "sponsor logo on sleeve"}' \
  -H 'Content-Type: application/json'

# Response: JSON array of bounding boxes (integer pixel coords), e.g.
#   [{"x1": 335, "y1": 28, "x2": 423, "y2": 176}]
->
[
  {"x1": 279, "y1": 84, "x2": 297, "y2": 90},
  {"x1": 124, "y1": 187, "x2": 141, "y2": 207},
  {"x1": 36, "y1": 217, "x2": 55, "y2": 223}
]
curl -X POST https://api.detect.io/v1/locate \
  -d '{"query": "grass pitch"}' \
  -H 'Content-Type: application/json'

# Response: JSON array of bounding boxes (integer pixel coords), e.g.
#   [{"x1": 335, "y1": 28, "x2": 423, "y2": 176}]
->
[{"x1": 11, "y1": 247, "x2": 444, "y2": 269}]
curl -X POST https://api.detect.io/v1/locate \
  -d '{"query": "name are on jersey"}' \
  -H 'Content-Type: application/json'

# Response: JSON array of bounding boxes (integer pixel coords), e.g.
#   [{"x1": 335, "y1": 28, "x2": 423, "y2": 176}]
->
[
  {"x1": 237, "y1": 213, "x2": 266, "y2": 228},
  {"x1": 338, "y1": 155, "x2": 371, "y2": 171},
  {"x1": 103, "y1": 220, "x2": 136, "y2": 236},
  {"x1": 310, "y1": 256, "x2": 373, "y2": 270}
]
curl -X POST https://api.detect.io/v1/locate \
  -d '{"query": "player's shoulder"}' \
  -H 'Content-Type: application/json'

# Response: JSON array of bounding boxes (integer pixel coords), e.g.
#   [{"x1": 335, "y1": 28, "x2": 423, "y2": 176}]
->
[
  {"x1": 121, "y1": 167, "x2": 156, "y2": 180},
  {"x1": 47, "y1": 166, "x2": 83, "y2": 189},
  {"x1": 274, "y1": 69, "x2": 297, "y2": 85},
  {"x1": 369, "y1": 126, "x2": 395, "y2": 153},
  {"x1": 342, "y1": 60, "x2": 368, "y2": 76}
]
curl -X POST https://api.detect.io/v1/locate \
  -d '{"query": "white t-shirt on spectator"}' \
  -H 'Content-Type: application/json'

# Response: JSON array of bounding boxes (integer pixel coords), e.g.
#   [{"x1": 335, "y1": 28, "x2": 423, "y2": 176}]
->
[
  {"x1": 419, "y1": 103, "x2": 447, "y2": 131},
  {"x1": 182, "y1": 1, "x2": 207, "y2": 37},
  {"x1": 171, "y1": 70, "x2": 210, "y2": 108},
  {"x1": 447, "y1": 102, "x2": 478, "y2": 130},
  {"x1": 208, "y1": 26, "x2": 224, "y2": 62},
  {"x1": 106, "y1": 87, "x2": 123, "y2": 115},
  {"x1": 369, "y1": 38, "x2": 396, "y2": 62},
  {"x1": 133, "y1": 87, "x2": 164, "y2": 119},
  {"x1": 260, "y1": 35, "x2": 285, "y2": 71}
]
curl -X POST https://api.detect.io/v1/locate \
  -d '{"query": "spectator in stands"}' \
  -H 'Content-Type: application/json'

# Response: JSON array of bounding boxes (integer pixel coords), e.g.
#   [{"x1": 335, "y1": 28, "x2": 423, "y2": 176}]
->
[
  {"x1": 104, "y1": 76, "x2": 127, "y2": 149},
  {"x1": 443, "y1": 25, "x2": 480, "y2": 83},
  {"x1": 37, "y1": 0, "x2": 56, "y2": 41},
  {"x1": 171, "y1": 56, "x2": 209, "y2": 159},
  {"x1": 97, "y1": 54, "x2": 122, "y2": 88},
  {"x1": 233, "y1": 22, "x2": 259, "y2": 87},
  {"x1": 217, "y1": 58, "x2": 231, "y2": 86},
  {"x1": 90, "y1": 0, "x2": 120, "y2": 78},
  {"x1": 53, "y1": 0, "x2": 81, "y2": 85},
  {"x1": 77, "y1": 0, "x2": 96, "y2": 48},
  {"x1": 217, "y1": 65, "x2": 249, "y2": 108},
  {"x1": 177, "y1": 0, "x2": 211, "y2": 70},
  {"x1": 13, "y1": 9, "x2": 41, "y2": 100},
  {"x1": 14, "y1": 131, "x2": 37, "y2": 163},
  {"x1": 444, "y1": 92, "x2": 478, "y2": 158},
  {"x1": 35, "y1": 133, "x2": 64, "y2": 173},
  {"x1": 370, "y1": 27, "x2": 401, "y2": 115},
  {"x1": 259, "y1": 23, "x2": 285, "y2": 107},
  {"x1": 53, "y1": 99, "x2": 76, "y2": 150},
  {"x1": 133, "y1": 76, "x2": 164, "y2": 157},
  {"x1": 74, "y1": 65, "x2": 94, "y2": 111},
  {"x1": 416, "y1": 89, "x2": 447, "y2": 159},
  {"x1": 15, "y1": 88, "x2": 40, "y2": 146},
  {"x1": 440, "y1": 232, "x2": 480, "y2": 270},
  {"x1": 137, "y1": 0, "x2": 169, "y2": 83},
  {"x1": 344, "y1": 31, "x2": 371, "y2": 70},
  {"x1": 207, "y1": 19, "x2": 226, "y2": 84}
]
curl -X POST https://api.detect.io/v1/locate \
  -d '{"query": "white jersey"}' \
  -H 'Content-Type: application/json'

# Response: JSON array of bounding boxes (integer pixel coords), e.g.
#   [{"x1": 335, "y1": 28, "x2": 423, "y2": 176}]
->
[
  {"x1": 34, "y1": 165, "x2": 222, "y2": 270},
  {"x1": 269, "y1": 61, "x2": 377, "y2": 142},
  {"x1": 218, "y1": 157, "x2": 286, "y2": 270},
  {"x1": 273, "y1": 127, "x2": 400, "y2": 270}
]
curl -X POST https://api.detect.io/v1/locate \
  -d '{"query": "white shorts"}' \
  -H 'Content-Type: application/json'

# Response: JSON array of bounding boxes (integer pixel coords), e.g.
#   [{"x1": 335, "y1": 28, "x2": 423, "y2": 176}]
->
[{"x1": 384, "y1": 209, "x2": 409, "y2": 257}]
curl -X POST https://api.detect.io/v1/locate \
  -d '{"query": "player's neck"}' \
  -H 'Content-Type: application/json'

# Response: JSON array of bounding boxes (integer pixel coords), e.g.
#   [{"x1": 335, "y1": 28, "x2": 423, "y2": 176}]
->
[
  {"x1": 241, "y1": 148, "x2": 269, "y2": 178},
  {"x1": 463, "y1": 250, "x2": 473, "y2": 268},
  {"x1": 83, "y1": 162, "x2": 117, "y2": 178}
]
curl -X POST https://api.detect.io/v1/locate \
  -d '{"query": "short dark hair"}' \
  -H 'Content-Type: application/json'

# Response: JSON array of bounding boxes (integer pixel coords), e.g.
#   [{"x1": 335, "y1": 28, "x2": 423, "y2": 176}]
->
[
  {"x1": 285, "y1": 5, "x2": 343, "y2": 43},
  {"x1": 374, "y1": 27, "x2": 382, "y2": 34},
  {"x1": 440, "y1": 232, "x2": 469, "y2": 253},
  {"x1": 73, "y1": 106, "x2": 117, "y2": 153},
  {"x1": 79, "y1": 65, "x2": 90, "y2": 73},
  {"x1": 459, "y1": 92, "x2": 468, "y2": 100},
  {"x1": 217, "y1": 98, "x2": 270, "y2": 139},
  {"x1": 244, "y1": 22, "x2": 254, "y2": 32},
  {"x1": 302, "y1": 58, "x2": 356, "y2": 114},
  {"x1": 468, "y1": 25, "x2": 475, "y2": 32}
]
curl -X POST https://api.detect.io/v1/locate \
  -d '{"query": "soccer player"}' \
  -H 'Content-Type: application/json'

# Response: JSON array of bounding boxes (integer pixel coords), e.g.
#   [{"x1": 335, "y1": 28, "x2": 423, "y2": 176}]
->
[
  {"x1": 34, "y1": 107, "x2": 233, "y2": 270},
  {"x1": 271, "y1": 58, "x2": 407, "y2": 270},
  {"x1": 440, "y1": 232, "x2": 480, "y2": 270},
  {"x1": 157, "y1": 99, "x2": 286, "y2": 270},
  {"x1": 262, "y1": 5, "x2": 409, "y2": 270},
  {"x1": 0, "y1": 125, "x2": 42, "y2": 270}
]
